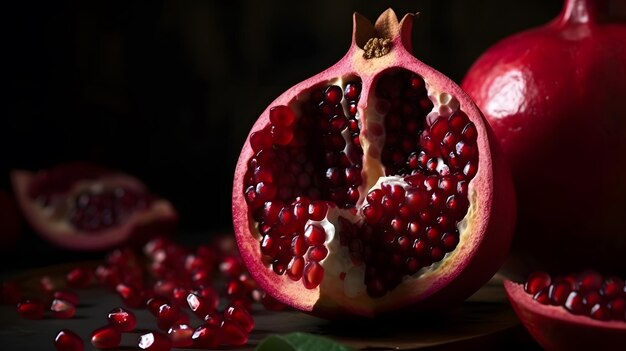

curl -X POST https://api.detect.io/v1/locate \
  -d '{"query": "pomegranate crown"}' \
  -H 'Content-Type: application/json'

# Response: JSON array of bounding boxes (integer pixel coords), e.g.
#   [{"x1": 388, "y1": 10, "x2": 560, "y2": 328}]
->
[{"x1": 353, "y1": 8, "x2": 417, "y2": 57}]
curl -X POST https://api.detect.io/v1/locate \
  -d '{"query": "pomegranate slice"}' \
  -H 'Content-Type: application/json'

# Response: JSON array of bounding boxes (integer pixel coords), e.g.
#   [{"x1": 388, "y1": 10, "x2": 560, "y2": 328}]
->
[
  {"x1": 11, "y1": 162, "x2": 178, "y2": 251},
  {"x1": 505, "y1": 271, "x2": 626, "y2": 351},
  {"x1": 232, "y1": 9, "x2": 516, "y2": 318}
]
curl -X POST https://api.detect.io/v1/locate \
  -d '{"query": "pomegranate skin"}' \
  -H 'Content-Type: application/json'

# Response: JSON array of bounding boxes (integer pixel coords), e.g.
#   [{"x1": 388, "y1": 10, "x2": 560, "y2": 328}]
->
[
  {"x1": 504, "y1": 279, "x2": 626, "y2": 351},
  {"x1": 461, "y1": 0, "x2": 626, "y2": 277},
  {"x1": 232, "y1": 9, "x2": 516, "y2": 318}
]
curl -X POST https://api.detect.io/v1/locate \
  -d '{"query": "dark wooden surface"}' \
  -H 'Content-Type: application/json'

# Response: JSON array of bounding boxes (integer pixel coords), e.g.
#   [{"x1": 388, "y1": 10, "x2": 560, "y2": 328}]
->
[{"x1": 0, "y1": 263, "x2": 542, "y2": 350}]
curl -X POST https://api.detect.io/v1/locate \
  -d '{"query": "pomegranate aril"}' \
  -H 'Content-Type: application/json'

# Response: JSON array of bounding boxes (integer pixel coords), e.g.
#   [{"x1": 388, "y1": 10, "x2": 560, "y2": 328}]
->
[
  {"x1": 607, "y1": 298, "x2": 626, "y2": 321},
  {"x1": 304, "y1": 223, "x2": 326, "y2": 246},
  {"x1": 167, "y1": 323, "x2": 194, "y2": 348},
  {"x1": 54, "y1": 329, "x2": 84, "y2": 351},
  {"x1": 17, "y1": 299, "x2": 45, "y2": 319},
  {"x1": 564, "y1": 291, "x2": 587, "y2": 315},
  {"x1": 116, "y1": 283, "x2": 146, "y2": 308},
  {"x1": 157, "y1": 303, "x2": 181, "y2": 331},
  {"x1": 308, "y1": 246, "x2": 329, "y2": 262},
  {"x1": 138, "y1": 331, "x2": 172, "y2": 351},
  {"x1": 53, "y1": 290, "x2": 80, "y2": 306},
  {"x1": 90, "y1": 325, "x2": 121, "y2": 349},
  {"x1": 186, "y1": 292, "x2": 212, "y2": 317},
  {"x1": 66, "y1": 267, "x2": 93, "y2": 289},
  {"x1": 577, "y1": 270, "x2": 603, "y2": 292},
  {"x1": 548, "y1": 281, "x2": 572, "y2": 306},
  {"x1": 533, "y1": 288, "x2": 551, "y2": 305},
  {"x1": 224, "y1": 304, "x2": 255, "y2": 333},
  {"x1": 107, "y1": 307, "x2": 137, "y2": 332},
  {"x1": 192, "y1": 324, "x2": 221, "y2": 349},
  {"x1": 590, "y1": 304, "x2": 611, "y2": 321},
  {"x1": 269, "y1": 105, "x2": 295, "y2": 127},
  {"x1": 50, "y1": 299, "x2": 76, "y2": 319},
  {"x1": 303, "y1": 261, "x2": 324, "y2": 289},
  {"x1": 220, "y1": 320, "x2": 249, "y2": 346},
  {"x1": 525, "y1": 272, "x2": 552, "y2": 295}
]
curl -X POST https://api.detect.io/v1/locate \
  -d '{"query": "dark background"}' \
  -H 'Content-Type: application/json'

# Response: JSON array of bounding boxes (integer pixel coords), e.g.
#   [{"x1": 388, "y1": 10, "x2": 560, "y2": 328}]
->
[{"x1": 2, "y1": 0, "x2": 561, "y2": 270}]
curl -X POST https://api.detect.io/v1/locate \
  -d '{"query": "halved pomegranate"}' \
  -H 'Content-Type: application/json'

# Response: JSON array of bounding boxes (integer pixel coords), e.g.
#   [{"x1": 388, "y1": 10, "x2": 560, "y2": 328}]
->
[
  {"x1": 11, "y1": 162, "x2": 178, "y2": 251},
  {"x1": 505, "y1": 270, "x2": 626, "y2": 350},
  {"x1": 232, "y1": 9, "x2": 516, "y2": 318}
]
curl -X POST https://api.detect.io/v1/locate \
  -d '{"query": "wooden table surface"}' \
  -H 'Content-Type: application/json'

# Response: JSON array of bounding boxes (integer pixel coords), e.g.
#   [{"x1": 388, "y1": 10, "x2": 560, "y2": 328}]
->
[{"x1": 0, "y1": 262, "x2": 542, "y2": 350}]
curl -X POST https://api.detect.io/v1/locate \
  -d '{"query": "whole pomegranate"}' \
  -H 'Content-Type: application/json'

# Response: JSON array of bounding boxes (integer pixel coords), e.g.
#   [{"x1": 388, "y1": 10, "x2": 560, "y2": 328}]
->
[
  {"x1": 232, "y1": 9, "x2": 516, "y2": 318},
  {"x1": 461, "y1": 0, "x2": 626, "y2": 277}
]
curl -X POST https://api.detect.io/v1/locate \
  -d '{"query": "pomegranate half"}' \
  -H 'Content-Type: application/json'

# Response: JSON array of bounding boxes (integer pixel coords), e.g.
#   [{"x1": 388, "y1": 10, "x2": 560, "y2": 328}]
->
[
  {"x1": 232, "y1": 9, "x2": 516, "y2": 318},
  {"x1": 461, "y1": 0, "x2": 626, "y2": 276},
  {"x1": 11, "y1": 162, "x2": 178, "y2": 251},
  {"x1": 505, "y1": 270, "x2": 626, "y2": 351}
]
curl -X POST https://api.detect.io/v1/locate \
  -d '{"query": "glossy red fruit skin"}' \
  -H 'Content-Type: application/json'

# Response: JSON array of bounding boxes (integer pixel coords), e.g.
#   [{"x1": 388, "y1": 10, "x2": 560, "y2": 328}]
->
[
  {"x1": 461, "y1": 0, "x2": 626, "y2": 276},
  {"x1": 504, "y1": 279, "x2": 626, "y2": 351},
  {"x1": 10, "y1": 161, "x2": 179, "y2": 252},
  {"x1": 232, "y1": 9, "x2": 516, "y2": 319}
]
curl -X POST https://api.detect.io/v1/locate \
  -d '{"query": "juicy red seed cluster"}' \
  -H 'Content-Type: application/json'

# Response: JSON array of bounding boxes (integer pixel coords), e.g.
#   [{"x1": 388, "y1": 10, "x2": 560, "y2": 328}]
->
[
  {"x1": 525, "y1": 270, "x2": 626, "y2": 322},
  {"x1": 243, "y1": 79, "x2": 364, "y2": 289},
  {"x1": 69, "y1": 187, "x2": 148, "y2": 231}
]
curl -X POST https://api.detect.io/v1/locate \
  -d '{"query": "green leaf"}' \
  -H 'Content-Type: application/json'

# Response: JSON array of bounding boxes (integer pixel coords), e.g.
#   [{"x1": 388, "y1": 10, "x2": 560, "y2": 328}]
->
[{"x1": 255, "y1": 332, "x2": 355, "y2": 351}]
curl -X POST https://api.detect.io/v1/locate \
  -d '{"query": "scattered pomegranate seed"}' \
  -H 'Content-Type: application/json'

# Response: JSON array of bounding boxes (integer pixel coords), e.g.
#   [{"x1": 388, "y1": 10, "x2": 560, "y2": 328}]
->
[
  {"x1": 90, "y1": 325, "x2": 121, "y2": 349},
  {"x1": 17, "y1": 299, "x2": 45, "y2": 319},
  {"x1": 138, "y1": 331, "x2": 172, "y2": 351},
  {"x1": 54, "y1": 329, "x2": 84, "y2": 351},
  {"x1": 191, "y1": 323, "x2": 221, "y2": 349},
  {"x1": 220, "y1": 320, "x2": 249, "y2": 346},
  {"x1": 107, "y1": 307, "x2": 137, "y2": 331},
  {"x1": 53, "y1": 289, "x2": 80, "y2": 306},
  {"x1": 167, "y1": 323, "x2": 194, "y2": 348},
  {"x1": 66, "y1": 267, "x2": 94, "y2": 289},
  {"x1": 224, "y1": 304, "x2": 255, "y2": 333},
  {"x1": 50, "y1": 299, "x2": 76, "y2": 319}
]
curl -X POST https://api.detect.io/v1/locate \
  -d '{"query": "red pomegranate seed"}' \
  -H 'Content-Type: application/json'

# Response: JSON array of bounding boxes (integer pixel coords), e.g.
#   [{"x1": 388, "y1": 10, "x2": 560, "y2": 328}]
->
[
  {"x1": 224, "y1": 304, "x2": 255, "y2": 333},
  {"x1": 17, "y1": 299, "x2": 45, "y2": 319},
  {"x1": 192, "y1": 323, "x2": 221, "y2": 349},
  {"x1": 40, "y1": 275, "x2": 59, "y2": 293},
  {"x1": 548, "y1": 281, "x2": 572, "y2": 306},
  {"x1": 344, "y1": 82, "x2": 361, "y2": 101},
  {"x1": 194, "y1": 286, "x2": 219, "y2": 311},
  {"x1": 116, "y1": 283, "x2": 146, "y2": 308},
  {"x1": 219, "y1": 256, "x2": 243, "y2": 278},
  {"x1": 607, "y1": 298, "x2": 626, "y2": 321},
  {"x1": 308, "y1": 246, "x2": 329, "y2": 262},
  {"x1": 107, "y1": 307, "x2": 137, "y2": 332},
  {"x1": 304, "y1": 223, "x2": 326, "y2": 246},
  {"x1": 303, "y1": 261, "x2": 324, "y2": 289},
  {"x1": 170, "y1": 287, "x2": 189, "y2": 307},
  {"x1": 53, "y1": 290, "x2": 80, "y2": 306},
  {"x1": 50, "y1": 299, "x2": 76, "y2": 319},
  {"x1": 590, "y1": 303, "x2": 611, "y2": 321},
  {"x1": 564, "y1": 291, "x2": 587, "y2": 315},
  {"x1": 203, "y1": 310, "x2": 223, "y2": 327},
  {"x1": 270, "y1": 105, "x2": 296, "y2": 127},
  {"x1": 167, "y1": 323, "x2": 194, "y2": 348},
  {"x1": 250, "y1": 129, "x2": 273, "y2": 152},
  {"x1": 138, "y1": 331, "x2": 172, "y2": 351},
  {"x1": 220, "y1": 320, "x2": 249, "y2": 346},
  {"x1": 533, "y1": 288, "x2": 551, "y2": 305},
  {"x1": 66, "y1": 267, "x2": 93, "y2": 289},
  {"x1": 577, "y1": 269, "x2": 603, "y2": 292},
  {"x1": 146, "y1": 296, "x2": 169, "y2": 315},
  {"x1": 600, "y1": 276, "x2": 624, "y2": 299},
  {"x1": 186, "y1": 292, "x2": 212, "y2": 317},
  {"x1": 90, "y1": 325, "x2": 121, "y2": 349},
  {"x1": 54, "y1": 329, "x2": 84, "y2": 351},
  {"x1": 157, "y1": 303, "x2": 181, "y2": 331},
  {"x1": 525, "y1": 272, "x2": 552, "y2": 295}
]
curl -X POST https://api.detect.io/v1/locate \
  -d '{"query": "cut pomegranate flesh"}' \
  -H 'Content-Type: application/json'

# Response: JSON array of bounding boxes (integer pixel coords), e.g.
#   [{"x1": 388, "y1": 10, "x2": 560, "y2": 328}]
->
[
  {"x1": 11, "y1": 162, "x2": 178, "y2": 251},
  {"x1": 524, "y1": 270, "x2": 626, "y2": 322},
  {"x1": 242, "y1": 69, "x2": 476, "y2": 297}
]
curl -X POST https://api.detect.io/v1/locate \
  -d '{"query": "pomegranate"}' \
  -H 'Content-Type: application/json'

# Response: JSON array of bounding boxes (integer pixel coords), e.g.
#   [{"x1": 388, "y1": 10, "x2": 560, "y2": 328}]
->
[
  {"x1": 232, "y1": 9, "x2": 516, "y2": 318},
  {"x1": 11, "y1": 162, "x2": 179, "y2": 251},
  {"x1": 461, "y1": 0, "x2": 626, "y2": 276},
  {"x1": 505, "y1": 270, "x2": 626, "y2": 350}
]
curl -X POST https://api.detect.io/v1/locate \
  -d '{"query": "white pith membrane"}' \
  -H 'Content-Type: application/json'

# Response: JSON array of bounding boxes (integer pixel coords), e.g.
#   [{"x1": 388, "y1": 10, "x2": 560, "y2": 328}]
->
[{"x1": 245, "y1": 69, "x2": 480, "y2": 312}]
